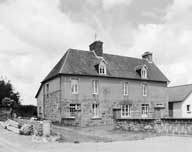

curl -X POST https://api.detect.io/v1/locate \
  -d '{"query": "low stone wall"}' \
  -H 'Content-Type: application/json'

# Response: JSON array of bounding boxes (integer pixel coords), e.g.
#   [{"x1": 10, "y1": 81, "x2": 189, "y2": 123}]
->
[
  {"x1": 154, "y1": 118, "x2": 192, "y2": 135},
  {"x1": 115, "y1": 118, "x2": 192, "y2": 135},
  {"x1": 115, "y1": 119, "x2": 156, "y2": 132},
  {"x1": 14, "y1": 118, "x2": 43, "y2": 134}
]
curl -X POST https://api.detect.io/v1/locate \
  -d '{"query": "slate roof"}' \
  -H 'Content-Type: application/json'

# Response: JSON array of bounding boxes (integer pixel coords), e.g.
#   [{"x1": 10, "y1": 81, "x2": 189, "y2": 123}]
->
[
  {"x1": 35, "y1": 49, "x2": 169, "y2": 98},
  {"x1": 43, "y1": 49, "x2": 169, "y2": 83},
  {"x1": 168, "y1": 84, "x2": 192, "y2": 102}
]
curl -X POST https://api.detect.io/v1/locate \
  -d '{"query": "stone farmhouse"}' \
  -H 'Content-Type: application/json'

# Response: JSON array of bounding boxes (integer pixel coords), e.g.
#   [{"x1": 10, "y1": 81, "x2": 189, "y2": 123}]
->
[
  {"x1": 168, "y1": 84, "x2": 192, "y2": 118},
  {"x1": 35, "y1": 41, "x2": 170, "y2": 127}
]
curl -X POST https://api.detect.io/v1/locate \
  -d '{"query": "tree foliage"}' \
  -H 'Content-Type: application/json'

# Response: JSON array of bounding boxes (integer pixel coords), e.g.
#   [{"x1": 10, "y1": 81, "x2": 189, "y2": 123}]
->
[
  {"x1": 16, "y1": 105, "x2": 37, "y2": 117},
  {"x1": 0, "y1": 79, "x2": 20, "y2": 107}
]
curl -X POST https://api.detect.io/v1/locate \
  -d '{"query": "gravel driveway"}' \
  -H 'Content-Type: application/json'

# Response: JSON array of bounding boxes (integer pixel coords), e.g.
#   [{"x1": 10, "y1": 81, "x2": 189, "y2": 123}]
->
[{"x1": 0, "y1": 126, "x2": 192, "y2": 152}]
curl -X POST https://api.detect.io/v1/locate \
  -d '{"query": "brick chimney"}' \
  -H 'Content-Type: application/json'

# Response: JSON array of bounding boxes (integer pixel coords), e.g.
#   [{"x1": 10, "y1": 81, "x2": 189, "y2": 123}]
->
[
  {"x1": 142, "y1": 52, "x2": 153, "y2": 63},
  {"x1": 89, "y1": 41, "x2": 103, "y2": 56}
]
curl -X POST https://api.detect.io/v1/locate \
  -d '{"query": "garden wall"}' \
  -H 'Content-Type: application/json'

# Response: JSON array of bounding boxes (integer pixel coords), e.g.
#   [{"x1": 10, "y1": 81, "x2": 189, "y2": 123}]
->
[
  {"x1": 115, "y1": 118, "x2": 192, "y2": 135},
  {"x1": 14, "y1": 118, "x2": 43, "y2": 134},
  {"x1": 155, "y1": 118, "x2": 192, "y2": 135}
]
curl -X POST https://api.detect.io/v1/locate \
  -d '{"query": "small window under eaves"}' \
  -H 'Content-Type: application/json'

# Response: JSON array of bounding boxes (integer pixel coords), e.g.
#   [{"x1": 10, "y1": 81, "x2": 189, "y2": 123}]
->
[
  {"x1": 141, "y1": 67, "x2": 147, "y2": 79},
  {"x1": 99, "y1": 61, "x2": 106, "y2": 75}
]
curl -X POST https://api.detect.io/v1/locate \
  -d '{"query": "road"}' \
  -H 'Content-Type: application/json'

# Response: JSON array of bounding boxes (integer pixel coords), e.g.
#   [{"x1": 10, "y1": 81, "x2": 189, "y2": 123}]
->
[{"x1": 0, "y1": 126, "x2": 192, "y2": 152}]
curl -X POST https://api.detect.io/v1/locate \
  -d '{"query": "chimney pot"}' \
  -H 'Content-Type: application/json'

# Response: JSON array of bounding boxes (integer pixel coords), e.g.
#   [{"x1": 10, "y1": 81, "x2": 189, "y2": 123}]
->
[{"x1": 142, "y1": 51, "x2": 153, "y2": 63}]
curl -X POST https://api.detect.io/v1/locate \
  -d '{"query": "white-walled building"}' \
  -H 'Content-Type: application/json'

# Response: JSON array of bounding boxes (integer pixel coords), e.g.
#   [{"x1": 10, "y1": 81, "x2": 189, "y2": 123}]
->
[{"x1": 168, "y1": 84, "x2": 192, "y2": 118}]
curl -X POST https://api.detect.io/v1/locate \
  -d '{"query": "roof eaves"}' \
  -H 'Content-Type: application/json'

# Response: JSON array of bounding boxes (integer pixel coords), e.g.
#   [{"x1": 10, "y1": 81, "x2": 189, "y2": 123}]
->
[
  {"x1": 169, "y1": 100, "x2": 183, "y2": 103},
  {"x1": 183, "y1": 89, "x2": 192, "y2": 101},
  {"x1": 168, "y1": 83, "x2": 192, "y2": 88},
  {"x1": 35, "y1": 84, "x2": 42, "y2": 98},
  {"x1": 57, "y1": 73, "x2": 168, "y2": 83}
]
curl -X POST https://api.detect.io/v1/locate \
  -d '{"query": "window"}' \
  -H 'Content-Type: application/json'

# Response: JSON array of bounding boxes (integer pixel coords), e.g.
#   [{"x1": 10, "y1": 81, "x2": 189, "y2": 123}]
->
[
  {"x1": 123, "y1": 82, "x2": 129, "y2": 96},
  {"x1": 141, "y1": 67, "x2": 147, "y2": 79},
  {"x1": 71, "y1": 78, "x2": 79, "y2": 94},
  {"x1": 92, "y1": 80, "x2": 99, "y2": 94},
  {"x1": 46, "y1": 83, "x2": 49, "y2": 97},
  {"x1": 69, "y1": 104, "x2": 81, "y2": 117},
  {"x1": 121, "y1": 104, "x2": 131, "y2": 118},
  {"x1": 187, "y1": 105, "x2": 191, "y2": 113},
  {"x1": 141, "y1": 104, "x2": 149, "y2": 117},
  {"x1": 142, "y1": 84, "x2": 147, "y2": 96},
  {"x1": 92, "y1": 104, "x2": 100, "y2": 118},
  {"x1": 99, "y1": 62, "x2": 106, "y2": 75}
]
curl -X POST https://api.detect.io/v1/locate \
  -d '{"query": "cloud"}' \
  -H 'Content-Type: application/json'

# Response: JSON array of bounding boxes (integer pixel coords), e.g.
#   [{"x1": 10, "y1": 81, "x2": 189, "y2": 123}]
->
[
  {"x1": 0, "y1": 0, "x2": 94, "y2": 52},
  {"x1": 0, "y1": 0, "x2": 95, "y2": 105},
  {"x1": 0, "y1": 0, "x2": 189, "y2": 105},
  {"x1": 129, "y1": 0, "x2": 192, "y2": 86},
  {"x1": 102, "y1": 0, "x2": 132, "y2": 9}
]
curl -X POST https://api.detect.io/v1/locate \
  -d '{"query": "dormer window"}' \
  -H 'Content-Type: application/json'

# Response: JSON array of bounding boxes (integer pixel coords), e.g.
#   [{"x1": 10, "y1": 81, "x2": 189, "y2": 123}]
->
[
  {"x1": 141, "y1": 66, "x2": 147, "y2": 79},
  {"x1": 99, "y1": 61, "x2": 106, "y2": 75}
]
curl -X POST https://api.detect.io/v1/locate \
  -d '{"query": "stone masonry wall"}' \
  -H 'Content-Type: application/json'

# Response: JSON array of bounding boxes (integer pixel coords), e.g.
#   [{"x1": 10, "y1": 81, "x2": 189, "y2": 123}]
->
[
  {"x1": 115, "y1": 118, "x2": 192, "y2": 135},
  {"x1": 154, "y1": 119, "x2": 192, "y2": 135},
  {"x1": 115, "y1": 119, "x2": 156, "y2": 132},
  {"x1": 60, "y1": 75, "x2": 168, "y2": 127},
  {"x1": 14, "y1": 118, "x2": 43, "y2": 134},
  {"x1": 44, "y1": 90, "x2": 61, "y2": 122}
]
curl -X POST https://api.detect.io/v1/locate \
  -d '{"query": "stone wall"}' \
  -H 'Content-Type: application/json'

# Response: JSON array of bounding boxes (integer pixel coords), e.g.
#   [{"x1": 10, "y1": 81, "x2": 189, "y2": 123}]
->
[
  {"x1": 115, "y1": 118, "x2": 192, "y2": 135},
  {"x1": 155, "y1": 118, "x2": 192, "y2": 135},
  {"x1": 37, "y1": 75, "x2": 168, "y2": 126},
  {"x1": 0, "y1": 109, "x2": 11, "y2": 121},
  {"x1": 14, "y1": 118, "x2": 43, "y2": 134},
  {"x1": 60, "y1": 75, "x2": 168, "y2": 127},
  {"x1": 44, "y1": 90, "x2": 61, "y2": 122},
  {"x1": 115, "y1": 119, "x2": 156, "y2": 132}
]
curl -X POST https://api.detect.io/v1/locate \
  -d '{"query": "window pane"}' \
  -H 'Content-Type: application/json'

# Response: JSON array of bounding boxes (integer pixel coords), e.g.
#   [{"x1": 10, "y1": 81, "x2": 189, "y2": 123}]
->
[
  {"x1": 121, "y1": 104, "x2": 131, "y2": 117},
  {"x1": 71, "y1": 79, "x2": 78, "y2": 94},
  {"x1": 142, "y1": 84, "x2": 147, "y2": 96},
  {"x1": 123, "y1": 82, "x2": 129, "y2": 95},
  {"x1": 99, "y1": 62, "x2": 106, "y2": 75},
  {"x1": 141, "y1": 104, "x2": 149, "y2": 115},
  {"x1": 70, "y1": 104, "x2": 76, "y2": 117},
  {"x1": 187, "y1": 105, "x2": 190, "y2": 112},
  {"x1": 92, "y1": 104, "x2": 99, "y2": 117},
  {"x1": 92, "y1": 80, "x2": 99, "y2": 94}
]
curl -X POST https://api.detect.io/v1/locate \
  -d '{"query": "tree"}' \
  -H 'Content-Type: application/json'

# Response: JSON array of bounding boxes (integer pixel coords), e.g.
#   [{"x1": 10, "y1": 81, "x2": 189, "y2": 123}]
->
[
  {"x1": 2, "y1": 97, "x2": 16, "y2": 108},
  {"x1": 0, "y1": 79, "x2": 20, "y2": 107}
]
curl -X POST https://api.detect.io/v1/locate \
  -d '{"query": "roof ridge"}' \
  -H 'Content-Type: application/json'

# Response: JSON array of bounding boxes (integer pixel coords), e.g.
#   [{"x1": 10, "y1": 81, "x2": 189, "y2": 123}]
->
[
  {"x1": 168, "y1": 83, "x2": 192, "y2": 88},
  {"x1": 70, "y1": 48, "x2": 145, "y2": 62},
  {"x1": 104, "y1": 52, "x2": 144, "y2": 61},
  {"x1": 59, "y1": 49, "x2": 71, "y2": 74}
]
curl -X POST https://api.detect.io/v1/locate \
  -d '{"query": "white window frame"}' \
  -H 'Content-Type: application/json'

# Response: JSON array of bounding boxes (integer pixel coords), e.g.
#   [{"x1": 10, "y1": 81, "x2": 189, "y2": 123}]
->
[
  {"x1": 142, "y1": 84, "x2": 147, "y2": 96},
  {"x1": 99, "y1": 62, "x2": 106, "y2": 75},
  {"x1": 187, "y1": 105, "x2": 191, "y2": 113},
  {"x1": 121, "y1": 104, "x2": 131, "y2": 118},
  {"x1": 69, "y1": 104, "x2": 81, "y2": 117},
  {"x1": 92, "y1": 80, "x2": 99, "y2": 94},
  {"x1": 92, "y1": 104, "x2": 100, "y2": 118},
  {"x1": 71, "y1": 78, "x2": 79, "y2": 94},
  {"x1": 123, "y1": 82, "x2": 129, "y2": 96},
  {"x1": 141, "y1": 104, "x2": 149, "y2": 118},
  {"x1": 141, "y1": 67, "x2": 147, "y2": 79},
  {"x1": 69, "y1": 104, "x2": 76, "y2": 117}
]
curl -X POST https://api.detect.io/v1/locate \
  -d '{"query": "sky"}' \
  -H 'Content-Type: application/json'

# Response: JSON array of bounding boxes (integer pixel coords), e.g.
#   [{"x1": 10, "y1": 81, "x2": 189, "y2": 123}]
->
[{"x1": 0, "y1": 0, "x2": 192, "y2": 105}]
